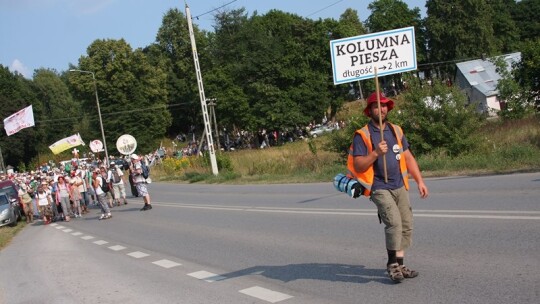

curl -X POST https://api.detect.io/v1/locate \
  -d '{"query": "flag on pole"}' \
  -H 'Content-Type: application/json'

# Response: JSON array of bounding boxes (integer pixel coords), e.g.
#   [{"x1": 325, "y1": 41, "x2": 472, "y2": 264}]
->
[
  {"x1": 3, "y1": 105, "x2": 35, "y2": 136},
  {"x1": 49, "y1": 133, "x2": 86, "y2": 155}
]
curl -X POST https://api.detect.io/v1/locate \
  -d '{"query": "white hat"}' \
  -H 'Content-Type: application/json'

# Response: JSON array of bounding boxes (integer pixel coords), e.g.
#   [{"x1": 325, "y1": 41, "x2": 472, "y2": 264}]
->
[{"x1": 130, "y1": 154, "x2": 139, "y2": 160}]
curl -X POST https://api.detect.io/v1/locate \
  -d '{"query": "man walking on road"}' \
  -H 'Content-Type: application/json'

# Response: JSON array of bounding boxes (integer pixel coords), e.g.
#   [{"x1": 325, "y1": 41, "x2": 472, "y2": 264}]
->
[
  {"x1": 348, "y1": 92, "x2": 429, "y2": 283},
  {"x1": 130, "y1": 154, "x2": 152, "y2": 211}
]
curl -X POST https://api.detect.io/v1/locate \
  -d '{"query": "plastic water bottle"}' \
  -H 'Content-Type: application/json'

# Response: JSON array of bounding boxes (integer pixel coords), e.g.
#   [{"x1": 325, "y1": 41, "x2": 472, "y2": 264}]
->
[{"x1": 333, "y1": 173, "x2": 363, "y2": 198}]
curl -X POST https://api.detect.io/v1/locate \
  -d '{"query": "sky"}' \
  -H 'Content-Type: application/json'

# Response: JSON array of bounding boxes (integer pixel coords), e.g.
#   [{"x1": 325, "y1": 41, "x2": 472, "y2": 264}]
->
[{"x1": 0, "y1": 0, "x2": 426, "y2": 79}]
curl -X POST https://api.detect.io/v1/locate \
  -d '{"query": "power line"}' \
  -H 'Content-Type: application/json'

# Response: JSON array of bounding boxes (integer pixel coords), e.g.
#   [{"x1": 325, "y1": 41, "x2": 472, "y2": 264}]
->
[
  {"x1": 193, "y1": 0, "x2": 238, "y2": 20},
  {"x1": 0, "y1": 102, "x2": 191, "y2": 128},
  {"x1": 306, "y1": 0, "x2": 345, "y2": 17}
]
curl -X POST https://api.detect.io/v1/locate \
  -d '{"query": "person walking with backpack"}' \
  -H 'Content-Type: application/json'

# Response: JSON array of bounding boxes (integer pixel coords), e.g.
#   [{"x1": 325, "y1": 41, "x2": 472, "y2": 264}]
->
[
  {"x1": 348, "y1": 92, "x2": 429, "y2": 283},
  {"x1": 107, "y1": 161, "x2": 128, "y2": 206},
  {"x1": 129, "y1": 154, "x2": 152, "y2": 211},
  {"x1": 92, "y1": 168, "x2": 111, "y2": 220}
]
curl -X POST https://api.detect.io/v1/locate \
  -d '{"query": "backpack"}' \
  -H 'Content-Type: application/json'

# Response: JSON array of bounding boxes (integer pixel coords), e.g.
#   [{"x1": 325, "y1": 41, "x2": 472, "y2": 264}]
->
[
  {"x1": 141, "y1": 160, "x2": 150, "y2": 179},
  {"x1": 100, "y1": 176, "x2": 110, "y2": 193},
  {"x1": 111, "y1": 169, "x2": 122, "y2": 183}
]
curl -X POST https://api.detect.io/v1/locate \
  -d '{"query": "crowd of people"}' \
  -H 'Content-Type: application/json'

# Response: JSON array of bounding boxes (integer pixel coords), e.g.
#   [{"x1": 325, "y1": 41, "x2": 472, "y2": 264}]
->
[
  {"x1": 0, "y1": 153, "x2": 153, "y2": 225},
  {"x1": 173, "y1": 120, "x2": 347, "y2": 157}
]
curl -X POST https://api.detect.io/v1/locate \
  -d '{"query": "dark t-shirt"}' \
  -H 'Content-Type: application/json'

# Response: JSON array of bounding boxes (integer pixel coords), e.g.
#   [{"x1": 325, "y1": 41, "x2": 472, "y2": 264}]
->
[{"x1": 352, "y1": 121, "x2": 409, "y2": 191}]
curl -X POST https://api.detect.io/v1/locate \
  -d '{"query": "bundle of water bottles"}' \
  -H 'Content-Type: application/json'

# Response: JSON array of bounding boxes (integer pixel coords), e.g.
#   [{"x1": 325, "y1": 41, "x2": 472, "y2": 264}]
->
[{"x1": 333, "y1": 173, "x2": 365, "y2": 199}]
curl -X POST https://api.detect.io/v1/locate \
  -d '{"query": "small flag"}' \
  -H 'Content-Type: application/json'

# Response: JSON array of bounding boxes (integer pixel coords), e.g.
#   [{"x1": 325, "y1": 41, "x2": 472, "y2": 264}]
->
[{"x1": 3, "y1": 105, "x2": 35, "y2": 136}]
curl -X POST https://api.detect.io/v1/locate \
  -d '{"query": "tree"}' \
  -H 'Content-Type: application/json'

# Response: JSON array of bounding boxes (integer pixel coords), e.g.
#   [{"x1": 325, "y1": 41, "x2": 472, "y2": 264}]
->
[
  {"x1": 147, "y1": 8, "x2": 208, "y2": 136},
  {"x1": 365, "y1": 0, "x2": 427, "y2": 92},
  {"x1": 515, "y1": 38, "x2": 540, "y2": 112},
  {"x1": 0, "y1": 66, "x2": 40, "y2": 169},
  {"x1": 69, "y1": 39, "x2": 171, "y2": 154},
  {"x1": 512, "y1": 0, "x2": 540, "y2": 42},
  {"x1": 33, "y1": 69, "x2": 83, "y2": 153},
  {"x1": 490, "y1": 0, "x2": 520, "y2": 53},
  {"x1": 394, "y1": 76, "x2": 483, "y2": 156},
  {"x1": 425, "y1": 0, "x2": 498, "y2": 72}
]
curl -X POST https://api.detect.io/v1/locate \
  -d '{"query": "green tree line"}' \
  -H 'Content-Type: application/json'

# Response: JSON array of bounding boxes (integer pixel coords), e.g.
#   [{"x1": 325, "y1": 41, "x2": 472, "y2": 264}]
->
[{"x1": 1, "y1": 0, "x2": 539, "y2": 170}]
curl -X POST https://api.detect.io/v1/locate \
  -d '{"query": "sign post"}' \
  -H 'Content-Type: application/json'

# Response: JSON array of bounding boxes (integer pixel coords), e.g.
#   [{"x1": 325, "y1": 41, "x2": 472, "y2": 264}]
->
[{"x1": 330, "y1": 27, "x2": 417, "y2": 182}]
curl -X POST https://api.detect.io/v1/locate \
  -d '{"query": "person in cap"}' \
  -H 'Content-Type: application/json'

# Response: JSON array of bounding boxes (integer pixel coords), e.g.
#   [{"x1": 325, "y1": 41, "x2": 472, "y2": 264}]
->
[
  {"x1": 347, "y1": 91, "x2": 429, "y2": 283},
  {"x1": 129, "y1": 154, "x2": 152, "y2": 211}
]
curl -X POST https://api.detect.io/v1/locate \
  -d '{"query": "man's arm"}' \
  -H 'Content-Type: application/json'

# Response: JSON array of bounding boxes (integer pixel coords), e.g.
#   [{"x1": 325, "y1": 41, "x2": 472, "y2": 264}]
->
[
  {"x1": 403, "y1": 149, "x2": 429, "y2": 198},
  {"x1": 353, "y1": 140, "x2": 388, "y2": 173}
]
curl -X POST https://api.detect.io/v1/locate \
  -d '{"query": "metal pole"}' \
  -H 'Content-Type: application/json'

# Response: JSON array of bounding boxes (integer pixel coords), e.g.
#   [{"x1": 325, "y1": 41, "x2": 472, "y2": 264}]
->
[
  {"x1": 185, "y1": 3, "x2": 218, "y2": 175},
  {"x1": 69, "y1": 69, "x2": 109, "y2": 165}
]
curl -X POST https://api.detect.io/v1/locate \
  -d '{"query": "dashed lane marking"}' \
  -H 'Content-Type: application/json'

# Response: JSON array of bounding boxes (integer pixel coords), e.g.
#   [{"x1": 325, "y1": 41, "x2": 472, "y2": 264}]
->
[
  {"x1": 239, "y1": 286, "x2": 293, "y2": 303},
  {"x1": 152, "y1": 259, "x2": 182, "y2": 269},
  {"x1": 187, "y1": 271, "x2": 227, "y2": 282},
  {"x1": 81, "y1": 235, "x2": 94, "y2": 240},
  {"x1": 55, "y1": 225, "x2": 65, "y2": 229},
  {"x1": 63, "y1": 228, "x2": 73, "y2": 233},
  {"x1": 127, "y1": 251, "x2": 150, "y2": 259},
  {"x1": 93, "y1": 240, "x2": 108, "y2": 245},
  {"x1": 71, "y1": 232, "x2": 82, "y2": 236},
  {"x1": 108, "y1": 245, "x2": 126, "y2": 251}
]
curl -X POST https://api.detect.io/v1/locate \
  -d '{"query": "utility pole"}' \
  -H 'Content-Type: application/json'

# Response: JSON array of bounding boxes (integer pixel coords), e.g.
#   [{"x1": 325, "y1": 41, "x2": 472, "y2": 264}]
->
[
  {"x1": 0, "y1": 146, "x2": 5, "y2": 174},
  {"x1": 185, "y1": 2, "x2": 218, "y2": 175},
  {"x1": 207, "y1": 98, "x2": 220, "y2": 151}
]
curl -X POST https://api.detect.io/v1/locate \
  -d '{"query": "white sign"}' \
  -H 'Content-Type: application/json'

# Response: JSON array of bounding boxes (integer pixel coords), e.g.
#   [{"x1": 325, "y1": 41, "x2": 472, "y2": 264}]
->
[
  {"x1": 90, "y1": 140, "x2": 104, "y2": 153},
  {"x1": 330, "y1": 26, "x2": 417, "y2": 85},
  {"x1": 116, "y1": 134, "x2": 137, "y2": 155}
]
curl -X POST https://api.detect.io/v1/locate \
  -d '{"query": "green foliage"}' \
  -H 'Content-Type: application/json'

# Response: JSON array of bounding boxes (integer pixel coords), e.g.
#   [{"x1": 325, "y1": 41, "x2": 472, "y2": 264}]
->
[
  {"x1": 0, "y1": 65, "x2": 40, "y2": 169},
  {"x1": 425, "y1": 0, "x2": 498, "y2": 71},
  {"x1": 514, "y1": 38, "x2": 540, "y2": 111},
  {"x1": 69, "y1": 39, "x2": 171, "y2": 154},
  {"x1": 307, "y1": 139, "x2": 317, "y2": 156},
  {"x1": 394, "y1": 77, "x2": 483, "y2": 156},
  {"x1": 512, "y1": 0, "x2": 540, "y2": 41},
  {"x1": 325, "y1": 112, "x2": 369, "y2": 160},
  {"x1": 494, "y1": 56, "x2": 535, "y2": 120},
  {"x1": 366, "y1": 0, "x2": 427, "y2": 63}
]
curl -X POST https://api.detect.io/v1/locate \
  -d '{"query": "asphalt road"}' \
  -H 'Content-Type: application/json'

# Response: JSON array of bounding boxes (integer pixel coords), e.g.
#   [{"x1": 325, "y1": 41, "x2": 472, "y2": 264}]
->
[{"x1": 1, "y1": 172, "x2": 539, "y2": 304}]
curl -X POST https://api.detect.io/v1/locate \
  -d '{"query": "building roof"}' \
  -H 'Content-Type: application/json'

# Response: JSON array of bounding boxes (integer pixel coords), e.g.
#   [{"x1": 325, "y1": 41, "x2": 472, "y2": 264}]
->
[{"x1": 456, "y1": 52, "x2": 521, "y2": 97}]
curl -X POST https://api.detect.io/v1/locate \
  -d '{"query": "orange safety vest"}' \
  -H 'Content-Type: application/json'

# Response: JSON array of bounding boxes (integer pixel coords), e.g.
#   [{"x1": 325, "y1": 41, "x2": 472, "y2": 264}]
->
[{"x1": 346, "y1": 123, "x2": 409, "y2": 196}]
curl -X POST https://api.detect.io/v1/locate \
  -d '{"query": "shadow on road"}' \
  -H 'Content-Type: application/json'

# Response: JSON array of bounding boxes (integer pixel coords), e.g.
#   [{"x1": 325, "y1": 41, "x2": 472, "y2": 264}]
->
[{"x1": 219, "y1": 263, "x2": 391, "y2": 285}]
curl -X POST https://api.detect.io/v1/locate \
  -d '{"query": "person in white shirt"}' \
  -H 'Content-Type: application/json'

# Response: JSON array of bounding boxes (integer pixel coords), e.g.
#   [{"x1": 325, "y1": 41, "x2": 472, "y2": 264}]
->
[
  {"x1": 107, "y1": 162, "x2": 128, "y2": 206},
  {"x1": 130, "y1": 154, "x2": 152, "y2": 211},
  {"x1": 92, "y1": 168, "x2": 111, "y2": 220}
]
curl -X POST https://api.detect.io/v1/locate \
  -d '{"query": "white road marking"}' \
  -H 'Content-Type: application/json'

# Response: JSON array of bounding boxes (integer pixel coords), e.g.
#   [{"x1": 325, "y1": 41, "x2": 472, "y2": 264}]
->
[
  {"x1": 239, "y1": 286, "x2": 293, "y2": 303},
  {"x1": 187, "y1": 271, "x2": 226, "y2": 282},
  {"x1": 50, "y1": 223, "x2": 58, "y2": 226},
  {"x1": 93, "y1": 240, "x2": 108, "y2": 245},
  {"x1": 71, "y1": 232, "x2": 82, "y2": 236},
  {"x1": 63, "y1": 229, "x2": 73, "y2": 233},
  {"x1": 152, "y1": 202, "x2": 540, "y2": 220},
  {"x1": 127, "y1": 251, "x2": 150, "y2": 259},
  {"x1": 81, "y1": 235, "x2": 94, "y2": 240},
  {"x1": 108, "y1": 245, "x2": 126, "y2": 251},
  {"x1": 55, "y1": 225, "x2": 65, "y2": 229},
  {"x1": 152, "y1": 259, "x2": 181, "y2": 269}
]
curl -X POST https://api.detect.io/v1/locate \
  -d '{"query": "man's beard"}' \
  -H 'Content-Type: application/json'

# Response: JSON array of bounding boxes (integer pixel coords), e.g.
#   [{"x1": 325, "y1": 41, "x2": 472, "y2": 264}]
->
[{"x1": 371, "y1": 113, "x2": 388, "y2": 123}]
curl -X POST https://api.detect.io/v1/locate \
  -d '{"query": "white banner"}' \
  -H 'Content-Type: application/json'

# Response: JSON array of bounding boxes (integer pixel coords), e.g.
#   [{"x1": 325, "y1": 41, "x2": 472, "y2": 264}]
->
[{"x1": 3, "y1": 105, "x2": 35, "y2": 136}]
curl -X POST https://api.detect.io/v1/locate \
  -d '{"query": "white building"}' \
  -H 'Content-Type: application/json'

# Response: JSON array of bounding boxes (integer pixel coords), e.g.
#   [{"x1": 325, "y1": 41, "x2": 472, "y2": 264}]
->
[{"x1": 455, "y1": 52, "x2": 521, "y2": 115}]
